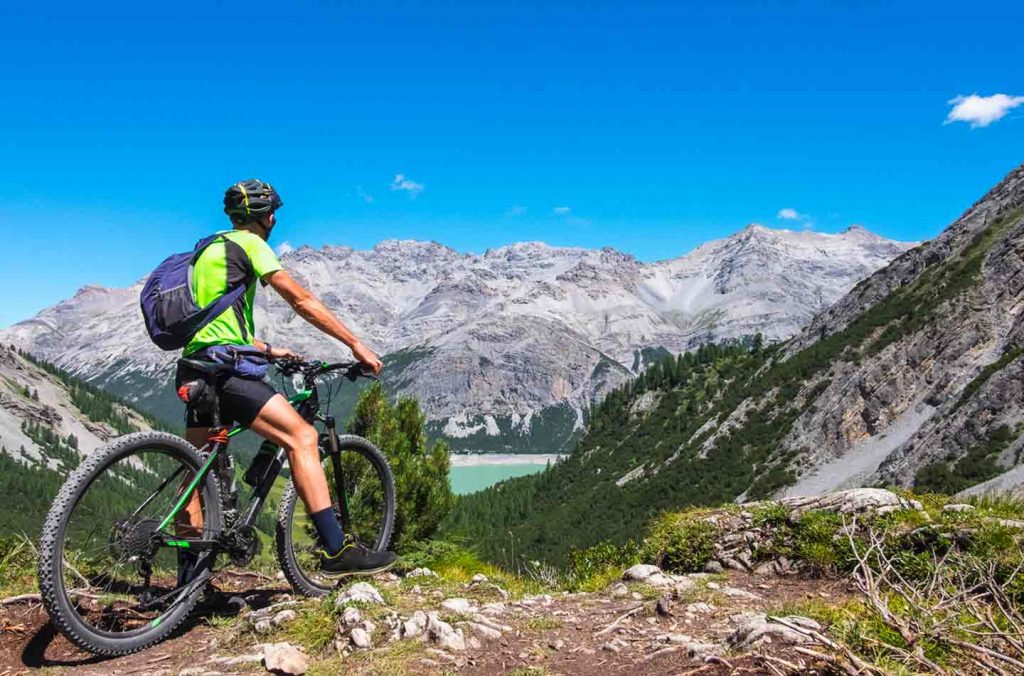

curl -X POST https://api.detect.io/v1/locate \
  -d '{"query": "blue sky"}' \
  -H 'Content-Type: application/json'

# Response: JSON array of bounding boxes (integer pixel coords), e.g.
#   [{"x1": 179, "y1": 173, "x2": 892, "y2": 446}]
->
[{"x1": 1, "y1": 0, "x2": 1022, "y2": 327}]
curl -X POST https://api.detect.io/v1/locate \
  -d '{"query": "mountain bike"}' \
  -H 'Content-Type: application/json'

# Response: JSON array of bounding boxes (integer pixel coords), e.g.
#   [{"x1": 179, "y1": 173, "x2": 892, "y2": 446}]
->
[{"x1": 37, "y1": 357, "x2": 396, "y2": 656}]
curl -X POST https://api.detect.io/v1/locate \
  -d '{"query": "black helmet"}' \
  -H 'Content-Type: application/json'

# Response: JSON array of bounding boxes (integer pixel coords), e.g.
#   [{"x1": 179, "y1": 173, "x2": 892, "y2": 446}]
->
[{"x1": 224, "y1": 179, "x2": 283, "y2": 219}]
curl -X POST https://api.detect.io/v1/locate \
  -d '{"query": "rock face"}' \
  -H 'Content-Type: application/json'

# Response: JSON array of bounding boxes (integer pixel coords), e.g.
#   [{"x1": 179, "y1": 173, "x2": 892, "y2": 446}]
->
[
  {"x1": 1, "y1": 228, "x2": 912, "y2": 452},
  {"x1": 0, "y1": 346, "x2": 152, "y2": 473}
]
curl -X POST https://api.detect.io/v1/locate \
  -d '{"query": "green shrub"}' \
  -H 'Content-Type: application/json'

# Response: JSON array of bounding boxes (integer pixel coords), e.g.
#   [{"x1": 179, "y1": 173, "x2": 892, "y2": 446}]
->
[
  {"x1": 348, "y1": 383, "x2": 454, "y2": 550},
  {"x1": 567, "y1": 540, "x2": 642, "y2": 585},
  {"x1": 792, "y1": 511, "x2": 847, "y2": 572},
  {"x1": 644, "y1": 511, "x2": 719, "y2": 573}
]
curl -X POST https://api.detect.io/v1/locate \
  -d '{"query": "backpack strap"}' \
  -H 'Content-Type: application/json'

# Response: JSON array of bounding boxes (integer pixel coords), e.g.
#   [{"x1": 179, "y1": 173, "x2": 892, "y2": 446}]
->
[{"x1": 186, "y1": 233, "x2": 250, "y2": 331}]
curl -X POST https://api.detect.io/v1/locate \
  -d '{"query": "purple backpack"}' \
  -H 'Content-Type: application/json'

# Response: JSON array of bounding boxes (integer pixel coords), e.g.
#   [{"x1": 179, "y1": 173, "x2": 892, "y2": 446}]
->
[{"x1": 140, "y1": 234, "x2": 249, "y2": 351}]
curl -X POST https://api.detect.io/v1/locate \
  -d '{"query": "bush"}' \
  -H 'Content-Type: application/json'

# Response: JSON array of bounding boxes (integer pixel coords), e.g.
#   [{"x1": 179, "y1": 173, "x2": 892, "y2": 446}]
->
[
  {"x1": 567, "y1": 540, "x2": 642, "y2": 586},
  {"x1": 347, "y1": 383, "x2": 454, "y2": 550},
  {"x1": 643, "y1": 511, "x2": 719, "y2": 573}
]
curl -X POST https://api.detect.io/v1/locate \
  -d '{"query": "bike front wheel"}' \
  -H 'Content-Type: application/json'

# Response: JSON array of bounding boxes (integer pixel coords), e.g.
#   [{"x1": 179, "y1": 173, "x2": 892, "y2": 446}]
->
[
  {"x1": 276, "y1": 434, "x2": 395, "y2": 597},
  {"x1": 37, "y1": 431, "x2": 222, "y2": 656}
]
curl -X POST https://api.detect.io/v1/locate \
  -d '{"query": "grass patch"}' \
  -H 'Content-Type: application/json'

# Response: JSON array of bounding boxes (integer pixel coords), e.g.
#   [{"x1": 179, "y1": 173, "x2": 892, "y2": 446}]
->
[
  {"x1": 283, "y1": 599, "x2": 340, "y2": 653},
  {"x1": 523, "y1": 616, "x2": 562, "y2": 631},
  {"x1": 0, "y1": 535, "x2": 38, "y2": 597}
]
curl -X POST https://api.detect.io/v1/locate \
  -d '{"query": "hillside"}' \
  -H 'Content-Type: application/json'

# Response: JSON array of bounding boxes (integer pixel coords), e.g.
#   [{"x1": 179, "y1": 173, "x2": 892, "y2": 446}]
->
[
  {"x1": 446, "y1": 163, "x2": 1024, "y2": 566},
  {"x1": 1, "y1": 227, "x2": 912, "y2": 453},
  {"x1": 0, "y1": 344, "x2": 161, "y2": 536}
]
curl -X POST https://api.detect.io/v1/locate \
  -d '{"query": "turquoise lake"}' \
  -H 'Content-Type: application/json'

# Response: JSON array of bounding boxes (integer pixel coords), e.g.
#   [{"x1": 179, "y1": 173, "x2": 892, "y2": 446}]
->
[{"x1": 447, "y1": 455, "x2": 561, "y2": 495}]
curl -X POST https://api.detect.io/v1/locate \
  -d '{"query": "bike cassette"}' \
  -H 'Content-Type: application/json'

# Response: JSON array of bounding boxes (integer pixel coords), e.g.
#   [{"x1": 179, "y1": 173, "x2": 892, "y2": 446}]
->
[{"x1": 110, "y1": 517, "x2": 162, "y2": 560}]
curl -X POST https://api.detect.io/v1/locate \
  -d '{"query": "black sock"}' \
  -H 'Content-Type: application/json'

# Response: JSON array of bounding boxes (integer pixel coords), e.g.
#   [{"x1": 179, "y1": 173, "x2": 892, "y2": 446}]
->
[{"x1": 311, "y1": 508, "x2": 346, "y2": 555}]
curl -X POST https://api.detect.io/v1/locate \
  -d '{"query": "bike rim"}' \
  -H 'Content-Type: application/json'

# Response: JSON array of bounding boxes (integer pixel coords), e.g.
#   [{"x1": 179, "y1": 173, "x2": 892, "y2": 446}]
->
[
  {"x1": 288, "y1": 448, "x2": 389, "y2": 588},
  {"x1": 57, "y1": 446, "x2": 216, "y2": 637}
]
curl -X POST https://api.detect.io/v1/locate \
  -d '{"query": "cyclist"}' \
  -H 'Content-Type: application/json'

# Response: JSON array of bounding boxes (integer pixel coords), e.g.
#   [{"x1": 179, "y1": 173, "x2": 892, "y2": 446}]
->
[{"x1": 175, "y1": 179, "x2": 397, "y2": 580}]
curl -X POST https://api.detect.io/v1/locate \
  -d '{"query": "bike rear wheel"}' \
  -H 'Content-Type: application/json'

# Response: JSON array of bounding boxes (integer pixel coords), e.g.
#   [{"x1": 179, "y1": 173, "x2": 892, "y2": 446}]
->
[
  {"x1": 38, "y1": 431, "x2": 222, "y2": 656},
  {"x1": 276, "y1": 434, "x2": 395, "y2": 597}
]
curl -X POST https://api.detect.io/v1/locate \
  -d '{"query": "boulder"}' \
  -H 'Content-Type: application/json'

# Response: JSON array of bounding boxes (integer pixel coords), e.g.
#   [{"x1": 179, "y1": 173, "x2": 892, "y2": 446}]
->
[{"x1": 776, "y1": 488, "x2": 922, "y2": 519}]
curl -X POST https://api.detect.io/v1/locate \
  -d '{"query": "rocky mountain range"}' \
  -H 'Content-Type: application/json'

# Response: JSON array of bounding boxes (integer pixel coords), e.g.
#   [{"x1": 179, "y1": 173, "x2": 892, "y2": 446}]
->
[
  {"x1": 1, "y1": 225, "x2": 913, "y2": 452},
  {"x1": 446, "y1": 163, "x2": 1024, "y2": 569}
]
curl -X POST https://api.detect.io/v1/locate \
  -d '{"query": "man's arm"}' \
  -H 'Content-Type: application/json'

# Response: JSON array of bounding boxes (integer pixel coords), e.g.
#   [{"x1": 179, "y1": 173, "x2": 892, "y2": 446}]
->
[{"x1": 265, "y1": 270, "x2": 383, "y2": 373}]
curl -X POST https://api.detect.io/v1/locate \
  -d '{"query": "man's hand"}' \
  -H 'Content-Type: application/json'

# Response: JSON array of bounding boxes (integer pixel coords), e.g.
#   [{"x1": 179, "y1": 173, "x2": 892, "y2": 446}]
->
[
  {"x1": 268, "y1": 346, "x2": 302, "y2": 361},
  {"x1": 351, "y1": 340, "x2": 383, "y2": 375}
]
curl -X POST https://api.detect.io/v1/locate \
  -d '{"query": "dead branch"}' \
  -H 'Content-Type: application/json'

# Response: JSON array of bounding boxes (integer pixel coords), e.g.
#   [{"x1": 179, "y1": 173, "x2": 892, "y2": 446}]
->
[
  {"x1": 594, "y1": 605, "x2": 644, "y2": 637},
  {"x1": 0, "y1": 593, "x2": 41, "y2": 605}
]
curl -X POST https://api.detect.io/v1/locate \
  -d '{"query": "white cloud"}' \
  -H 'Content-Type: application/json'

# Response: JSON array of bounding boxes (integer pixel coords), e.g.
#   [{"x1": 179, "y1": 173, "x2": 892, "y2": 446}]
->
[
  {"x1": 275, "y1": 241, "x2": 294, "y2": 256},
  {"x1": 553, "y1": 206, "x2": 571, "y2": 216},
  {"x1": 356, "y1": 186, "x2": 374, "y2": 203},
  {"x1": 506, "y1": 204, "x2": 527, "y2": 216},
  {"x1": 777, "y1": 207, "x2": 806, "y2": 221},
  {"x1": 945, "y1": 93, "x2": 1024, "y2": 128},
  {"x1": 390, "y1": 173, "x2": 424, "y2": 197}
]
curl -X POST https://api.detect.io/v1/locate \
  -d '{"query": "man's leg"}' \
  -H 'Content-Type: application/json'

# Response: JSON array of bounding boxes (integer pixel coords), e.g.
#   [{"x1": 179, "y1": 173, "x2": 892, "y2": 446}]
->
[
  {"x1": 174, "y1": 428, "x2": 210, "y2": 538},
  {"x1": 248, "y1": 394, "x2": 345, "y2": 553},
  {"x1": 173, "y1": 428, "x2": 210, "y2": 587}
]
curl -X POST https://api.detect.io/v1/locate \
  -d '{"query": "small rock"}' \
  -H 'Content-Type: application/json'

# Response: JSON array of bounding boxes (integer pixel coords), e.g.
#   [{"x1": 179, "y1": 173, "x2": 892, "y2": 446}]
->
[
  {"x1": 656, "y1": 596, "x2": 673, "y2": 616},
  {"x1": 623, "y1": 564, "x2": 663, "y2": 582},
  {"x1": 427, "y1": 611, "x2": 467, "y2": 651},
  {"x1": 706, "y1": 582, "x2": 721, "y2": 590},
  {"x1": 441, "y1": 597, "x2": 477, "y2": 614},
  {"x1": 411, "y1": 585, "x2": 422, "y2": 594},
  {"x1": 609, "y1": 582, "x2": 629, "y2": 597},
  {"x1": 254, "y1": 620, "x2": 273, "y2": 634},
  {"x1": 402, "y1": 610, "x2": 429, "y2": 639},
  {"x1": 350, "y1": 627, "x2": 372, "y2": 649},
  {"x1": 480, "y1": 602, "x2": 507, "y2": 615},
  {"x1": 602, "y1": 638, "x2": 627, "y2": 653},
  {"x1": 703, "y1": 560, "x2": 724, "y2": 574},
  {"x1": 686, "y1": 602, "x2": 715, "y2": 614},
  {"x1": 670, "y1": 575, "x2": 697, "y2": 592},
  {"x1": 721, "y1": 586, "x2": 762, "y2": 601},
  {"x1": 378, "y1": 572, "x2": 401, "y2": 583},
  {"x1": 943, "y1": 503, "x2": 975, "y2": 513},
  {"x1": 466, "y1": 621, "x2": 502, "y2": 641},
  {"x1": 262, "y1": 642, "x2": 310, "y2": 675},
  {"x1": 272, "y1": 609, "x2": 298, "y2": 626},
  {"x1": 336, "y1": 582, "x2": 385, "y2": 606},
  {"x1": 549, "y1": 639, "x2": 565, "y2": 651},
  {"x1": 341, "y1": 607, "x2": 362, "y2": 626},
  {"x1": 631, "y1": 592, "x2": 643, "y2": 600},
  {"x1": 471, "y1": 573, "x2": 489, "y2": 583},
  {"x1": 407, "y1": 567, "x2": 437, "y2": 578}
]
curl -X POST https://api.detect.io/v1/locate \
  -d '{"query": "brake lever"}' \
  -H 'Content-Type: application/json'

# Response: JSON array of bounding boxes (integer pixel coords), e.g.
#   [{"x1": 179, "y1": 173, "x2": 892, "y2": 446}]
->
[{"x1": 345, "y1": 365, "x2": 380, "y2": 382}]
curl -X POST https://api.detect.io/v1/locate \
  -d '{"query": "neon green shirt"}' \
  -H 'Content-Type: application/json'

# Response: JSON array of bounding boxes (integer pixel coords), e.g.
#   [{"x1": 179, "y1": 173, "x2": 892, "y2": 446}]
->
[{"x1": 183, "y1": 230, "x2": 283, "y2": 356}]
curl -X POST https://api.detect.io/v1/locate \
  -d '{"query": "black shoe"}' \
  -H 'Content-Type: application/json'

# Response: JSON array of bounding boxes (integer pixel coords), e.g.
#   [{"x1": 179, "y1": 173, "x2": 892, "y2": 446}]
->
[{"x1": 319, "y1": 542, "x2": 397, "y2": 578}]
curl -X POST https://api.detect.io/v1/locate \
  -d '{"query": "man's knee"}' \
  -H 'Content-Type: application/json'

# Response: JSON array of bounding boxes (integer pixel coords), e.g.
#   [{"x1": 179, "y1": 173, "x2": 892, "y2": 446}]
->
[{"x1": 286, "y1": 424, "x2": 319, "y2": 455}]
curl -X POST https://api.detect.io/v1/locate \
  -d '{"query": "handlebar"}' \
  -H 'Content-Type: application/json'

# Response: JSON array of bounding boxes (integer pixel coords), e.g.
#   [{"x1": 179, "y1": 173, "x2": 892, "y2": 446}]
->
[{"x1": 273, "y1": 357, "x2": 379, "y2": 383}]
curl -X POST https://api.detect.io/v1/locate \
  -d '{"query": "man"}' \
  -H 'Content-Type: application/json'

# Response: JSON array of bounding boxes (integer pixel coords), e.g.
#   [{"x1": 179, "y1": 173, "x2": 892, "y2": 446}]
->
[{"x1": 176, "y1": 179, "x2": 396, "y2": 578}]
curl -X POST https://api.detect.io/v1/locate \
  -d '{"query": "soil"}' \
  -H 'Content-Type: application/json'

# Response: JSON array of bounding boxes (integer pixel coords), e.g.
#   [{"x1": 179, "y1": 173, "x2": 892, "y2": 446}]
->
[{"x1": 0, "y1": 571, "x2": 854, "y2": 675}]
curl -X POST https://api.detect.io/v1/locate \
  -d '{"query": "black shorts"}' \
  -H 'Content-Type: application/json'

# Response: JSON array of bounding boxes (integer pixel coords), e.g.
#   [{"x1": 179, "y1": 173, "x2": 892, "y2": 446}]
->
[{"x1": 175, "y1": 360, "x2": 278, "y2": 428}]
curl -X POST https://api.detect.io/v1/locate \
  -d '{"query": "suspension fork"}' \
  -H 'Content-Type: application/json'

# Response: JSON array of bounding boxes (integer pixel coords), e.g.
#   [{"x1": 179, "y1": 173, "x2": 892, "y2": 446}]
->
[{"x1": 324, "y1": 415, "x2": 352, "y2": 533}]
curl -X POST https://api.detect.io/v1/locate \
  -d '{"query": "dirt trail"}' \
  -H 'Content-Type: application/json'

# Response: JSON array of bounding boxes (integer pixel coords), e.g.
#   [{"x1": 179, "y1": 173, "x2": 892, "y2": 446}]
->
[{"x1": 0, "y1": 570, "x2": 851, "y2": 675}]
